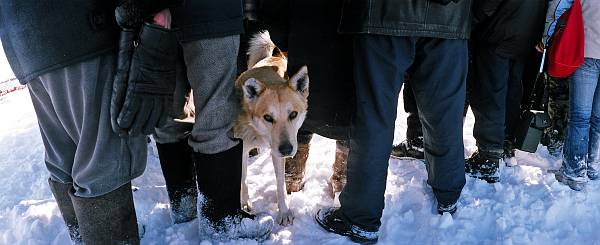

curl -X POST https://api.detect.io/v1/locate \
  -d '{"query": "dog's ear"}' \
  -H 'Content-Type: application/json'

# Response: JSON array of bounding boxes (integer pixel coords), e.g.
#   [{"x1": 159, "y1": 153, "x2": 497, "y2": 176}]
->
[
  {"x1": 242, "y1": 77, "x2": 263, "y2": 100},
  {"x1": 288, "y1": 66, "x2": 309, "y2": 97}
]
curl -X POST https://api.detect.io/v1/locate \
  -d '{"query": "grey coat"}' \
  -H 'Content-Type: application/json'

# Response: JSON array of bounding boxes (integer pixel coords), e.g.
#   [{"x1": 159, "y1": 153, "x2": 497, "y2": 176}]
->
[{"x1": 338, "y1": 0, "x2": 472, "y2": 39}]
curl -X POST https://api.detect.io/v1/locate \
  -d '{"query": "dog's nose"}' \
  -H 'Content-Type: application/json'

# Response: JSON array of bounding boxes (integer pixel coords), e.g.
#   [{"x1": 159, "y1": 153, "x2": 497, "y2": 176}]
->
[{"x1": 278, "y1": 143, "x2": 294, "y2": 156}]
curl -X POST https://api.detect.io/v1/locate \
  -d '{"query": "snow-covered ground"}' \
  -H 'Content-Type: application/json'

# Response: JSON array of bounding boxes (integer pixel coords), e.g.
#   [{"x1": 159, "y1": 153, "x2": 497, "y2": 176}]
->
[{"x1": 2, "y1": 45, "x2": 600, "y2": 245}]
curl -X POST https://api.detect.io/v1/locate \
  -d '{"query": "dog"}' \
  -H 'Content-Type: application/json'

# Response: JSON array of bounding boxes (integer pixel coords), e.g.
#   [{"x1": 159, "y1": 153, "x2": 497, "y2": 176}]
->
[{"x1": 234, "y1": 31, "x2": 309, "y2": 226}]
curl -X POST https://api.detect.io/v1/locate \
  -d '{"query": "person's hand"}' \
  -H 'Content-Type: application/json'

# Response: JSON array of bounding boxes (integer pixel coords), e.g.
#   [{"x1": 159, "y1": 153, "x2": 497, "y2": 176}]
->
[{"x1": 535, "y1": 40, "x2": 544, "y2": 53}]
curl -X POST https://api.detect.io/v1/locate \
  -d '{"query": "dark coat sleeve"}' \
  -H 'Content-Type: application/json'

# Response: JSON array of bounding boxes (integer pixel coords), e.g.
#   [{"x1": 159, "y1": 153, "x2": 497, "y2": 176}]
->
[{"x1": 473, "y1": 0, "x2": 504, "y2": 24}]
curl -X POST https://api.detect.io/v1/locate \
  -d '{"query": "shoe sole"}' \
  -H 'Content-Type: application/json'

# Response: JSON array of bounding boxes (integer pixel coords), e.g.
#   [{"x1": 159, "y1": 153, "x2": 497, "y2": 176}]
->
[{"x1": 315, "y1": 210, "x2": 377, "y2": 245}]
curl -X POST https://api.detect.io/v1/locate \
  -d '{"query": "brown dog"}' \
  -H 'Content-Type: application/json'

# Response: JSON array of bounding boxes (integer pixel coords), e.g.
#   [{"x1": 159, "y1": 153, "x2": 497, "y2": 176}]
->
[{"x1": 234, "y1": 31, "x2": 309, "y2": 226}]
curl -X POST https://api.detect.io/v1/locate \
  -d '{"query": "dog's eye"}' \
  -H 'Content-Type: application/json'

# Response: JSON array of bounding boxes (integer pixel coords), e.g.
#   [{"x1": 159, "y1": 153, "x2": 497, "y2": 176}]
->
[
  {"x1": 263, "y1": 114, "x2": 274, "y2": 123},
  {"x1": 289, "y1": 111, "x2": 298, "y2": 120}
]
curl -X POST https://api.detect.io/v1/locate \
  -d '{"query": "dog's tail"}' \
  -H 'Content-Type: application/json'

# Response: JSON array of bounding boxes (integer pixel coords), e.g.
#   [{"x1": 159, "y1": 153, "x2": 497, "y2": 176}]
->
[{"x1": 247, "y1": 31, "x2": 283, "y2": 69}]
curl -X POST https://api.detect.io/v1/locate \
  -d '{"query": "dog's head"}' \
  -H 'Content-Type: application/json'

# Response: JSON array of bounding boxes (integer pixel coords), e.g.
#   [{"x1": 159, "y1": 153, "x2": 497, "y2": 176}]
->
[{"x1": 241, "y1": 66, "x2": 309, "y2": 158}]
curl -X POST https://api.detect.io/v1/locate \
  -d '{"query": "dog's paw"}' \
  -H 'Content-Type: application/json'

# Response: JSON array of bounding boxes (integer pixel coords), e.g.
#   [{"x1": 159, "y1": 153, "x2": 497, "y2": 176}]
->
[{"x1": 276, "y1": 210, "x2": 294, "y2": 226}]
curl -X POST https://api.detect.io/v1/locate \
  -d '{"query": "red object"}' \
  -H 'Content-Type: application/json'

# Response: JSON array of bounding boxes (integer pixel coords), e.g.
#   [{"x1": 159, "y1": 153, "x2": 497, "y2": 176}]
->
[{"x1": 548, "y1": 0, "x2": 584, "y2": 78}]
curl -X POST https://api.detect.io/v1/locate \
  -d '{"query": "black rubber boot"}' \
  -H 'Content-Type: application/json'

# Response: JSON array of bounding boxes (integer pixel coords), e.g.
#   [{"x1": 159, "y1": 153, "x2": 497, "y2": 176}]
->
[
  {"x1": 156, "y1": 140, "x2": 198, "y2": 224},
  {"x1": 193, "y1": 142, "x2": 244, "y2": 226},
  {"x1": 48, "y1": 178, "x2": 82, "y2": 244},
  {"x1": 70, "y1": 183, "x2": 140, "y2": 245}
]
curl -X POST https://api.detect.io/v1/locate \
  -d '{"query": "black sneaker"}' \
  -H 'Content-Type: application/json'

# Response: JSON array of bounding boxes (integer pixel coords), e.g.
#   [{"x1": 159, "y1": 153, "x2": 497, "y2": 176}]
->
[
  {"x1": 391, "y1": 137, "x2": 425, "y2": 160},
  {"x1": 315, "y1": 207, "x2": 378, "y2": 244},
  {"x1": 437, "y1": 202, "x2": 457, "y2": 215},
  {"x1": 465, "y1": 150, "x2": 502, "y2": 183}
]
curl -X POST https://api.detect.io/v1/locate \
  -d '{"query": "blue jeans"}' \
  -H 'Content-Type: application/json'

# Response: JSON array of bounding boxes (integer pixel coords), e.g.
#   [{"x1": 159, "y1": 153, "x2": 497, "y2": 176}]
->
[
  {"x1": 562, "y1": 58, "x2": 600, "y2": 179},
  {"x1": 339, "y1": 35, "x2": 467, "y2": 231}
]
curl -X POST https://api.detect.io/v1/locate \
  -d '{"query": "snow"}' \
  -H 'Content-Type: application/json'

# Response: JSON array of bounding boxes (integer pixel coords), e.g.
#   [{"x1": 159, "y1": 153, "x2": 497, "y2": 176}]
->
[{"x1": 2, "y1": 46, "x2": 600, "y2": 245}]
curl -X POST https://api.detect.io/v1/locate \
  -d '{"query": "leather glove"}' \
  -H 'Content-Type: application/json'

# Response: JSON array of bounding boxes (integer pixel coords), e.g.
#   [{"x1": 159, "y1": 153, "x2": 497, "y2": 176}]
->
[{"x1": 111, "y1": 23, "x2": 178, "y2": 136}]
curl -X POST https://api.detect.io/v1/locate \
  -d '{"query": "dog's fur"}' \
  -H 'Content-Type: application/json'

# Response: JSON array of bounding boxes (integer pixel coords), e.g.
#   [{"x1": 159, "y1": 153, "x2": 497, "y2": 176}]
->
[{"x1": 235, "y1": 31, "x2": 309, "y2": 225}]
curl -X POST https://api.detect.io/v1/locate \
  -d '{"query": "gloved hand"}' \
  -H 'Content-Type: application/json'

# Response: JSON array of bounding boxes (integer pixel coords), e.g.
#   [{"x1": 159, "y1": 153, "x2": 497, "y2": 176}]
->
[{"x1": 111, "y1": 23, "x2": 178, "y2": 136}]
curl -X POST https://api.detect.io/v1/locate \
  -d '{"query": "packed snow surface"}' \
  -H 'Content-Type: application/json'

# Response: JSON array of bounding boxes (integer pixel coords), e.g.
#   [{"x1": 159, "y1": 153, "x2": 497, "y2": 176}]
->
[{"x1": 1, "y1": 46, "x2": 599, "y2": 245}]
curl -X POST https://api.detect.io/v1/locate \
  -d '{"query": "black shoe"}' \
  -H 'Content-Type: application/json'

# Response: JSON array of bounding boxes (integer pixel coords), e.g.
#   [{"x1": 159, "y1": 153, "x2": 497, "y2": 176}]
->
[
  {"x1": 465, "y1": 150, "x2": 502, "y2": 183},
  {"x1": 391, "y1": 137, "x2": 425, "y2": 160},
  {"x1": 437, "y1": 202, "x2": 457, "y2": 215},
  {"x1": 315, "y1": 207, "x2": 378, "y2": 245},
  {"x1": 156, "y1": 140, "x2": 198, "y2": 224}
]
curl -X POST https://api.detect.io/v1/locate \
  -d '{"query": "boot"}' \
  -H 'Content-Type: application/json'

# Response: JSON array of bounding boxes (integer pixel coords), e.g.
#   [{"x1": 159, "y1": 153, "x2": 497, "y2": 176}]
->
[
  {"x1": 390, "y1": 137, "x2": 425, "y2": 160},
  {"x1": 193, "y1": 141, "x2": 273, "y2": 239},
  {"x1": 330, "y1": 140, "x2": 348, "y2": 193},
  {"x1": 48, "y1": 178, "x2": 82, "y2": 244},
  {"x1": 70, "y1": 182, "x2": 140, "y2": 245},
  {"x1": 284, "y1": 142, "x2": 309, "y2": 193},
  {"x1": 193, "y1": 142, "x2": 244, "y2": 225},
  {"x1": 465, "y1": 150, "x2": 503, "y2": 183},
  {"x1": 156, "y1": 140, "x2": 198, "y2": 224}
]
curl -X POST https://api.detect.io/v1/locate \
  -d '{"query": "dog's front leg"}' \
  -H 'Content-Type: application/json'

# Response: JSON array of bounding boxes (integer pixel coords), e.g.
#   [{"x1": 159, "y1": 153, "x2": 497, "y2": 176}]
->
[
  {"x1": 241, "y1": 145, "x2": 252, "y2": 212},
  {"x1": 273, "y1": 155, "x2": 294, "y2": 225}
]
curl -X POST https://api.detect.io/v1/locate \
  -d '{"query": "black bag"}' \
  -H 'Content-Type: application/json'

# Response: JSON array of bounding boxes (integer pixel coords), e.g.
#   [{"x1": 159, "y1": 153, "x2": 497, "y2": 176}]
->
[{"x1": 515, "y1": 49, "x2": 551, "y2": 153}]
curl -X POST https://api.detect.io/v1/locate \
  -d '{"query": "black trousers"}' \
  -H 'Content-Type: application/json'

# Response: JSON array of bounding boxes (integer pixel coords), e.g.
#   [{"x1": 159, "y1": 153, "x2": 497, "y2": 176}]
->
[
  {"x1": 339, "y1": 35, "x2": 467, "y2": 230},
  {"x1": 469, "y1": 44, "x2": 525, "y2": 151}
]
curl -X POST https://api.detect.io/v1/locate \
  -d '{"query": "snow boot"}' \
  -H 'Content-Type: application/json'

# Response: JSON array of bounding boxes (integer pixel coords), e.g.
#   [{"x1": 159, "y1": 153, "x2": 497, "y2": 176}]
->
[
  {"x1": 465, "y1": 150, "x2": 502, "y2": 183},
  {"x1": 502, "y1": 138, "x2": 516, "y2": 159},
  {"x1": 315, "y1": 207, "x2": 378, "y2": 245},
  {"x1": 588, "y1": 164, "x2": 599, "y2": 180},
  {"x1": 70, "y1": 182, "x2": 140, "y2": 245},
  {"x1": 542, "y1": 130, "x2": 564, "y2": 158},
  {"x1": 48, "y1": 178, "x2": 82, "y2": 244},
  {"x1": 284, "y1": 141, "x2": 310, "y2": 193},
  {"x1": 194, "y1": 141, "x2": 273, "y2": 240},
  {"x1": 156, "y1": 140, "x2": 199, "y2": 224},
  {"x1": 330, "y1": 140, "x2": 348, "y2": 193},
  {"x1": 390, "y1": 136, "x2": 425, "y2": 160},
  {"x1": 553, "y1": 169, "x2": 586, "y2": 191},
  {"x1": 213, "y1": 209, "x2": 274, "y2": 241},
  {"x1": 437, "y1": 201, "x2": 457, "y2": 215},
  {"x1": 193, "y1": 142, "x2": 243, "y2": 225}
]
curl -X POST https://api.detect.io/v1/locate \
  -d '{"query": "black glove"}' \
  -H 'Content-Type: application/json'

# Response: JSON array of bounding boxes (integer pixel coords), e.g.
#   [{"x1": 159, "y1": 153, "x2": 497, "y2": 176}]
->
[
  {"x1": 115, "y1": 0, "x2": 183, "y2": 29},
  {"x1": 111, "y1": 23, "x2": 178, "y2": 136},
  {"x1": 431, "y1": 0, "x2": 460, "y2": 5}
]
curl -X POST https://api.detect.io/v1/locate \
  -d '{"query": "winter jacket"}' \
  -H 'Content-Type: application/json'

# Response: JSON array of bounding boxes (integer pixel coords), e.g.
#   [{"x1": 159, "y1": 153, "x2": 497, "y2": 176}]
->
[
  {"x1": 0, "y1": 0, "x2": 119, "y2": 83},
  {"x1": 338, "y1": 0, "x2": 473, "y2": 39},
  {"x1": 544, "y1": 0, "x2": 600, "y2": 59},
  {"x1": 171, "y1": 0, "x2": 243, "y2": 43},
  {"x1": 286, "y1": 0, "x2": 355, "y2": 140},
  {"x1": 471, "y1": 0, "x2": 547, "y2": 58}
]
